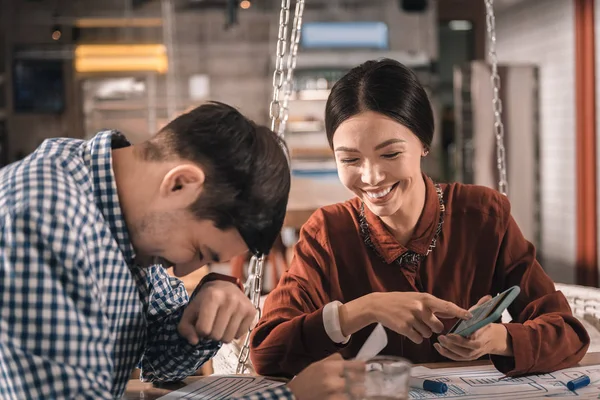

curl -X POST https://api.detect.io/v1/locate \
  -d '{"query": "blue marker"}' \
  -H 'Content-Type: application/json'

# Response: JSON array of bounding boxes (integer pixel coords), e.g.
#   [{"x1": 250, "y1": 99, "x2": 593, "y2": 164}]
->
[
  {"x1": 567, "y1": 375, "x2": 591, "y2": 391},
  {"x1": 410, "y1": 377, "x2": 448, "y2": 394}
]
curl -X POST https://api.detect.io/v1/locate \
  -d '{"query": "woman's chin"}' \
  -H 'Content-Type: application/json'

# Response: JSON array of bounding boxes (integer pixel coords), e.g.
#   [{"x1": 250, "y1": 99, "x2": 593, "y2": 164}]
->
[{"x1": 364, "y1": 198, "x2": 402, "y2": 218}]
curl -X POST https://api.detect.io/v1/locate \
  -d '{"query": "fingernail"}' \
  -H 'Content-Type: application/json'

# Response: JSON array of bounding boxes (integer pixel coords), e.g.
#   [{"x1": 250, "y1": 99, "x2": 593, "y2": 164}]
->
[{"x1": 466, "y1": 312, "x2": 473, "y2": 319}]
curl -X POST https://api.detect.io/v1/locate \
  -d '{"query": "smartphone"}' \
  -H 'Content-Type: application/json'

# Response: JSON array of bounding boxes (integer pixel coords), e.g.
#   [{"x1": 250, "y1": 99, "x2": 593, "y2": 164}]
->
[{"x1": 447, "y1": 286, "x2": 521, "y2": 337}]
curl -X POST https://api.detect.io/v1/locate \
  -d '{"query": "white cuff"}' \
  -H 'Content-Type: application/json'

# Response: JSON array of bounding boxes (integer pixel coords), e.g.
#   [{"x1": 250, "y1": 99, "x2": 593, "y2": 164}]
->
[{"x1": 323, "y1": 300, "x2": 351, "y2": 344}]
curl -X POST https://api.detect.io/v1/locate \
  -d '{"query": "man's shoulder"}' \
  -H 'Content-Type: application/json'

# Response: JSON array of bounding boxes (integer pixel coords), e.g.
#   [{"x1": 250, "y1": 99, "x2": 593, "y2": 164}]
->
[{"x1": 0, "y1": 137, "x2": 91, "y2": 223}]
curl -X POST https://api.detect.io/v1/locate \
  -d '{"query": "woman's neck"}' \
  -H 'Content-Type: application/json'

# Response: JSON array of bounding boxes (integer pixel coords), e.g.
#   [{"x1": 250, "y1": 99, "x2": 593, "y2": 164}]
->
[{"x1": 380, "y1": 175, "x2": 427, "y2": 245}]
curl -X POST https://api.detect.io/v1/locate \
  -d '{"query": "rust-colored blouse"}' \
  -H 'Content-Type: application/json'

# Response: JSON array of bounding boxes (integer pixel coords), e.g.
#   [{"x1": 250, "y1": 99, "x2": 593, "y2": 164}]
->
[{"x1": 249, "y1": 176, "x2": 590, "y2": 378}]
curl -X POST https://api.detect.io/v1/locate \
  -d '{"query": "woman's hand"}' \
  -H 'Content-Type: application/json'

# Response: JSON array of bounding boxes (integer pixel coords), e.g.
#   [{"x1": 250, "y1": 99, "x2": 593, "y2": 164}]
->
[
  {"x1": 434, "y1": 295, "x2": 514, "y2": 361},
  {"x1": 339, "y1": 292, "x2": 472, "y2": 344}
]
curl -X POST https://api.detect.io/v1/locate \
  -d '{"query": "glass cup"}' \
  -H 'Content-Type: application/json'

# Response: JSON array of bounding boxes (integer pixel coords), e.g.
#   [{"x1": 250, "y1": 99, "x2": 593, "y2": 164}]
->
[{"x1": 346, "y1": 356, "x2": 412, "y2": 400}]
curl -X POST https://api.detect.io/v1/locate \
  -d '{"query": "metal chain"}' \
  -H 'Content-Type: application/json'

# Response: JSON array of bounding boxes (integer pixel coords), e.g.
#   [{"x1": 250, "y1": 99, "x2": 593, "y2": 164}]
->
[
  {"x1": 279, "y1": 0, "x2": 305, "y2": 137},
  {"x1": 236, "y1": 254, "x2": 265, "y2": 374},
  {"x1": 269, "y1": 0, "x2": 292, "y2": 134},
  {"x1": 485, "y1": 0, "x2": 508, "y2": 196},
  {"x1": 161, "y1": 0, "x2": 178, "y2": 120},
  {"x1": 237, "y1": 0, "x2": 300, "y2": 374}
]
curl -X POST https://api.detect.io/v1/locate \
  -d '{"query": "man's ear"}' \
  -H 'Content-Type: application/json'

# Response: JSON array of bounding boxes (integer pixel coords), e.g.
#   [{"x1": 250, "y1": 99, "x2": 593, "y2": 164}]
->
[{"x1": 158, "y1": 164, "x2": 206, "y2": 207}]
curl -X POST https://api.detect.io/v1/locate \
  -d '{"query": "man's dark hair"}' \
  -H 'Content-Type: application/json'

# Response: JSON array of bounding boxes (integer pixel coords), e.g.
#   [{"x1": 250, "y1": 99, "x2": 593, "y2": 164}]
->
[{"x1": 144, "y1": 101, "x2": 290, "y2": 256}]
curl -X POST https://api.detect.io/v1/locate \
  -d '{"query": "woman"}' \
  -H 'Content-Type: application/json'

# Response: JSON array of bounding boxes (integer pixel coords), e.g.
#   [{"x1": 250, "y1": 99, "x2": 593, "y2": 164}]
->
[{"x1": 249, "y1": 59, "x2": 589, "y2": 378}]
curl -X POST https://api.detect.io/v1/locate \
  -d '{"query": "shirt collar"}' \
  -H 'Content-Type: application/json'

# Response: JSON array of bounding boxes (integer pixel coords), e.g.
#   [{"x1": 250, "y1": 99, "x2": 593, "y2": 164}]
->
[
  {"x1": 361, "y1": 175, "x2": 441, "y2": 264},
  {"x1": 83, "y1": 130, "x2": 136, "y2": 263}
]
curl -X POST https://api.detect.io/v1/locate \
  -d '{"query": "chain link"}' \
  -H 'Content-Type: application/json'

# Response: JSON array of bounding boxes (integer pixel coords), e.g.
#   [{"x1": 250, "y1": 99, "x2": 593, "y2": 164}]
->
[
  {"x1": 485, "y1": 0, "x2": 508, "y2": 196},
  {"x1": 269, "y1": 0, "x2": 291, "y2": 134},
  {"x1": 279, "y1": 0, "x2": 305, "y2": 137}
]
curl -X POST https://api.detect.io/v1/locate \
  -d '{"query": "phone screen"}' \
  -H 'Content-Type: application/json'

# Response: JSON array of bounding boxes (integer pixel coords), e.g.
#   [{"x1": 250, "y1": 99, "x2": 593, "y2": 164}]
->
[{"x1": 450, "y1": 291, "x2": 509, "y2": 334}]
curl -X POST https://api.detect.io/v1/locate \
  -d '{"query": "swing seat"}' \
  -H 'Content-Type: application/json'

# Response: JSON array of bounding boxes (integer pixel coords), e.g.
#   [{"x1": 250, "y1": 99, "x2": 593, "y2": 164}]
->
[{"x1": 555, "y1": 283, "x2": 600, "y2": 353}]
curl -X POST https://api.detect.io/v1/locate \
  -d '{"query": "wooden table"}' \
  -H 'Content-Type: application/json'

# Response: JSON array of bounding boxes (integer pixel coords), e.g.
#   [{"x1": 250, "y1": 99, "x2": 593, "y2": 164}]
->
[
  {"x1": 123, "y1": 352, "x2": 600, "y2": 399},
  {"x1": 284, "y1": 176, "x2": 354, "y2": 230}
]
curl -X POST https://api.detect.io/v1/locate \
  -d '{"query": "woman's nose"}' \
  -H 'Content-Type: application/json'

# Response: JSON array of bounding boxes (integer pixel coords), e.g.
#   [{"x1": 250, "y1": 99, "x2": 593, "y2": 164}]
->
[{"x1": 361, "y1": 162, "x2": 385, "y2": 186}]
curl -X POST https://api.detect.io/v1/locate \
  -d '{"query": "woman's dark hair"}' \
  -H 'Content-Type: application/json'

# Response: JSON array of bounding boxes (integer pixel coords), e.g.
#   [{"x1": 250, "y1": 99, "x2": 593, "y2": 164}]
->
[
  {"x1": 325, "y1": 58, "x2": 434, "y2": 149},
  {"x1": 144, "y1": 101, "x2": 290, "y2": 256}
]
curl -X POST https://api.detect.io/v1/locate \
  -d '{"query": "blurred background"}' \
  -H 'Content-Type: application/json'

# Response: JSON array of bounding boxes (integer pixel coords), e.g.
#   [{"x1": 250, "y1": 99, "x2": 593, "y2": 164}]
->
[{"x1": 0, "y1": 0, "x2": 598, "y2": 292}]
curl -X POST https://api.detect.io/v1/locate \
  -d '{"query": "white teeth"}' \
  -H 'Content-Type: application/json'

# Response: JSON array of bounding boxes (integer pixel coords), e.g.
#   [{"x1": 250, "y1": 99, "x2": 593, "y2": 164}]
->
[{"x1": 366, "y1": 186, "x2": 393, "y2": 199}]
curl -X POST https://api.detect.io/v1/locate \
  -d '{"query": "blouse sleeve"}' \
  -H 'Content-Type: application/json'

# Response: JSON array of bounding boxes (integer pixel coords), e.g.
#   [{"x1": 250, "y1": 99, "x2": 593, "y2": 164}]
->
[
  {"x1": 249, "y1": 215, "x2": 348, "y2": 378},
  {"x1": 490, "y1": 200, "x2": 590, "y2": 376}
]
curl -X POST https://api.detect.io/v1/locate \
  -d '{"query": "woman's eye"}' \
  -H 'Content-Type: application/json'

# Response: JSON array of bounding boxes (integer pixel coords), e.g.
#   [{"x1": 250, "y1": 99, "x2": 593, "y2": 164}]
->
[
  {"x1": 340, "y1": 158, "x2": 359, "y2": 164},
  {"x1": 382, "y1": 152, "x2": 401, "y2": 159}
]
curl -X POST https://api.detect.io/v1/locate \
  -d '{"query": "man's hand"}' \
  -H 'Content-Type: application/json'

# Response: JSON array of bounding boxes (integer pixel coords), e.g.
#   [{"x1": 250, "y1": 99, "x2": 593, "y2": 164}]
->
[
  {"x1": 434, "y1": 295, "x2": 514, "y2": 361},
  {"x1": 287, "y1": 353, "x2": 366, "y2": 400},
  {"x1": 178, "y1": 280, "x2": 257, "y2": 344}
]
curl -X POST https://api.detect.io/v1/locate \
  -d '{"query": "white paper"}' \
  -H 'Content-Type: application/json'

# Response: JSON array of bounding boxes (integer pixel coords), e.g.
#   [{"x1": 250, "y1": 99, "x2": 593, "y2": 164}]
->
[
  {"x1": 157, "y1": 375, "x2": 285, "y2": 400},
  {"x1": 356, "y1": 323, "x2": 388, "y2": 361},
  {"x1": 408, "y1": 364, "x2": 600, "y2": 399},
  {"x1": 212, "y1": 341, "x2": 254, "y2": 376}
]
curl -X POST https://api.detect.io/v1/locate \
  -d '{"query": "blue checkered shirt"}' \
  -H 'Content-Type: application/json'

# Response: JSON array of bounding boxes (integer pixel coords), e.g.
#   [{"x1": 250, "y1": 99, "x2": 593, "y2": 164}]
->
[{"x1": 0, "y1": 131, "x2": 294, "y2": 400}]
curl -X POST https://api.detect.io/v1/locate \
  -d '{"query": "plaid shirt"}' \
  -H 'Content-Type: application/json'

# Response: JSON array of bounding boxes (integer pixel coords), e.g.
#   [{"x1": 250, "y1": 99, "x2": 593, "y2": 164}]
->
[{"x1": 0, "y1": 131, "x2": 294, "y2": 400}]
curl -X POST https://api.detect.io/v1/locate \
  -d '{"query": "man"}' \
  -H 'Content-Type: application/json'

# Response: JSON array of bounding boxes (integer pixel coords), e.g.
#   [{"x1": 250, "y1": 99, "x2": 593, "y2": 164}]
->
[{"x1": 0, "y1": 102, "x2": 363, "y2": 400}]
